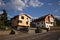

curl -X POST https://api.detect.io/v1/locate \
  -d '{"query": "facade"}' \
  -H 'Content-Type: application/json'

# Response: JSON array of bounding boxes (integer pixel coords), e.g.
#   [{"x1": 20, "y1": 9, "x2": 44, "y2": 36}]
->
[
  {"x1": 32, "y1": 14, "x2": 56, "y2": 30},
  {"x1": 11, "y1": 13, "x2": 31, "y2": 30}
]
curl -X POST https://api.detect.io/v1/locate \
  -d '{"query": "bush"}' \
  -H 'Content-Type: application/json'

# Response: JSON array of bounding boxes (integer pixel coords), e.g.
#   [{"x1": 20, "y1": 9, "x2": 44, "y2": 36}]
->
[
  {"x1": 35, "y1": 27, "x2": 41, "y2": 33},
  {"x1": 0, "y1": 26, "x2": 12, "y2": 31},
  {"x1": 0, "y1": 26, "x2": 6, "y2": 30},
  {"x1": 6, "y1": 26, "x2": 12, "y2": 30}
]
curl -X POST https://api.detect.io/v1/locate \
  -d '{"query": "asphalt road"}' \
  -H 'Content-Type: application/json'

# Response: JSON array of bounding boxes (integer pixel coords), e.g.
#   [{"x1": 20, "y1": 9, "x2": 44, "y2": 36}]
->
[{"x1": 0, "y1": 30, "x2": 60, "y2": 40}]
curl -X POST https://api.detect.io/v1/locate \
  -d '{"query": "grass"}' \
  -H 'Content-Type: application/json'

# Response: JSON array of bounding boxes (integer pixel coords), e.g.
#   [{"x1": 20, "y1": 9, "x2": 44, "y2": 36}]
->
[
  {"x1": 58, "y1": 38, "x2": 60, "y2": 40},
  {"x1": 0, "y1": 26, "x2": 12, "y2": 31}
]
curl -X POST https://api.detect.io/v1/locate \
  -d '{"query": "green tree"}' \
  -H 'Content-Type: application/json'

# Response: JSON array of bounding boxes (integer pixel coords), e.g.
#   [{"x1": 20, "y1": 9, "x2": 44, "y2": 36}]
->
[
  {"x1": 0, "y1": 9, "x2": 8, "y2": 30},
  {"x1": 56, "y1": 18, "x2": 60, "y2": 27},
  {"x1": 1, "y1": 9, "x2": 8, "y2": 26}
]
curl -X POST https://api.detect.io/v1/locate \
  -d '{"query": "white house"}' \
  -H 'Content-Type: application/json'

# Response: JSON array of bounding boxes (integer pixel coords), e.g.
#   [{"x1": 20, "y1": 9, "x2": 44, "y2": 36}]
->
[{"x1": 32, "y1": 14, "x2": 56, "y2": 30}]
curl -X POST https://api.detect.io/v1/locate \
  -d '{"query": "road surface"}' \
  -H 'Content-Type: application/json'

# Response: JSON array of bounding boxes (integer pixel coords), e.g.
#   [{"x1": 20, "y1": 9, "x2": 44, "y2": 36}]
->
[{"x1": 0, "y1": 30, "x2": 60, "y2": 40}]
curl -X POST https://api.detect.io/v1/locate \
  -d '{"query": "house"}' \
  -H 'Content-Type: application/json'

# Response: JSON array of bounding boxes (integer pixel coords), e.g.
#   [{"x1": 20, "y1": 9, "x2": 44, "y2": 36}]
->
[
  {"x1": 11, "y1": 13, "x2": 31, "y2": 31},
  {"x1": 32, "y1": 14, "x2": 56, "y2": 30}
]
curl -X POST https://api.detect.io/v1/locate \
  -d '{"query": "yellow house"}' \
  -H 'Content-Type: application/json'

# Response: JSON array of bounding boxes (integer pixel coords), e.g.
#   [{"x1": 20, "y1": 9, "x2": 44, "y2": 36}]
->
[{"x1": 11, "y1": 13, "x2": 31, "y2": 30}]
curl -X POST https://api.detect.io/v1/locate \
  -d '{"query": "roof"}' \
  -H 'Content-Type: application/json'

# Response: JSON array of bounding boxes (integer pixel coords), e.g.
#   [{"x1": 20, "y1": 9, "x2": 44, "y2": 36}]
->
[
  {"x1": 11, "y1": 15, "x2": 19, "y2": 20},
  {"x1": 19, "y1": 13, "x2": 31, "y2": 19},
  {"x1": 11, "y1": 13, "x2": 31, "y2": 20},
  {"x1": 32, "y1": 14, "x2": 54, "y2": 22}
]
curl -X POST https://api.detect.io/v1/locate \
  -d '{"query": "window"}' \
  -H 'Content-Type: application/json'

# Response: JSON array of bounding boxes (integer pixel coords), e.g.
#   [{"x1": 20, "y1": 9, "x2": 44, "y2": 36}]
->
[
  {"x1": 50, "y1": 18, "x2": 54, "y2": 22},
  {"x1": 48, "y1": 16, "x2": 50, "y2": 21},
  {"x1": 27, "y1": 18, "x2": 29, "y2": 22},
  {"x1": 21, "y1": 16, "x2": 24, "y2": 19},
  {"x1": 37, "y1": 23, "x2": 39, "y2": 24},
  {"x1": 18, "y1": 20, "x2": 22, "y2": 23},
  {"x1": 41, "y1": 21, "x2": 43, "y2": 24},
  {"x1": 26, "y1": 21, "x2": 28, "y2": 24},
  {"x1": 46, "y1": 22, "x2": 50, "y2": 24},
  {"x1": 51, "y1": 22, "x2": 53, "y2": 24},
  {"x1": 48, "y1": 16, "x2": 50, "y2": 18},
  {"x1": 27, "y1": 18, "x2": 28, "y2": 20}
]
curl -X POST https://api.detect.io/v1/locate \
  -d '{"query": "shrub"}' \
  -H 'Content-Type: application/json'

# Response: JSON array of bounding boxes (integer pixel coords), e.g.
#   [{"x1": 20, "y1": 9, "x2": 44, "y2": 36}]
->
[
  {"x1": 35, "y1": 27, "x2": 41, "y2": 33},
  {"x1": 0, "y1": 26, "x2": 12, "y2": 31},
  {"x1": 0, "y1": 26, "x2": 6, "y2": 30},
  {"x1": 6, "y1": 26, "x2": 12, "y2": 30}
]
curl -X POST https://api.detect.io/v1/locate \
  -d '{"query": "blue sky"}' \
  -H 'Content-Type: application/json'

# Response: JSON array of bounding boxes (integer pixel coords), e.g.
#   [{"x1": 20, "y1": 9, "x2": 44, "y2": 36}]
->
[{"x1": 0, "y1": 0, "x2": 60, "y2": 19}]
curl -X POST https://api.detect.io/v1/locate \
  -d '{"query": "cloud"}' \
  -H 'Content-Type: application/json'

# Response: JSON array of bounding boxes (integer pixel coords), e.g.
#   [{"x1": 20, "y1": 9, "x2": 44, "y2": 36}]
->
[
  {"x1": 8, "y1": 15, "x2": 13, "y2": 18},
  {"x1": 58, "y1": 3, "x2": 60, "y2": 5},
  {"x1": 29, "y1": 0, "x2": 44, "y2": 7},
  {"x1": 58, "y1": 1, "x2": 60, "y2": 5},
  {"x1": 0, "y1": 11, "x2": 3, "y2": 14},
  {"x1": 52, "y1": 9, "x2": 59, "y2": 13},
  {"x1": 6, "y1": 0, "x2": 27, "y2": 11},
  {"x1": 58, "y1": 1, "x2": 60, "y2": 2},
  {"x1": 8, "y1": 14, "x2": 14, "y2": 20},
  {"x1": 31, "y1": 16, "x2": 38, "y2": 19},
  {"x1": 55, "y1": 16, "x2": 60, "y2": 18},
  {"x1": 47, "y1": 3, "x2": 53, "y2": 5},
  {"x1": 0, "y1": 0, "x2": 5, "y2": 7},
  {"x1": 0, "y1": 0, "x2": 44, "y2": 11}
]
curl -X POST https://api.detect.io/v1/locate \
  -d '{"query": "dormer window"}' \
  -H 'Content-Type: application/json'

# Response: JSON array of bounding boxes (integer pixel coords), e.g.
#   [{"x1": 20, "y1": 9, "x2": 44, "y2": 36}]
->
[{"x1": 21, "y1": 16, "x2": 24, "y2": 19}]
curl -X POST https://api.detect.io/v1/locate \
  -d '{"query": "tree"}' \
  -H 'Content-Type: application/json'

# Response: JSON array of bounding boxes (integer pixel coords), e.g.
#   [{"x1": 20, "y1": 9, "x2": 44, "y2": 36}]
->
[
  {"x1": 0, "y1": 9, "x2": 8, "y2": 30},
  {"x1": 1, "y1": 9, "x2": 8, "y2": 26},
  {"x1": 56, "y1": 18, "x2": 60, "y2": 27}
]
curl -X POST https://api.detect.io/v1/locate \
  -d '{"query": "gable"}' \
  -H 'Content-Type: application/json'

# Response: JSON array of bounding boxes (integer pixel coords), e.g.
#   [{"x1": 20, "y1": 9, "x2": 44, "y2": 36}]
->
[{"x1": 45, "y1": 14, "x2": 55, "y2": 22}]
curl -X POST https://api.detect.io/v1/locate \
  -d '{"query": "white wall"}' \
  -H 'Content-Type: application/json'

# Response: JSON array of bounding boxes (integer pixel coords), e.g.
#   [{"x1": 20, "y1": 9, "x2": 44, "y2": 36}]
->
[
  {"x1": 45, "y1": 22, "x2": 53, "y2": 28},
  {"x1": 50, "y1": 18, "x2": 54, "y2": 22},
  {"x1": 44, "y1": 17, "x2": 54, "y2": 29},
  {"x1": 35, "y1": 21, "x2": 45, "y2": 27}
]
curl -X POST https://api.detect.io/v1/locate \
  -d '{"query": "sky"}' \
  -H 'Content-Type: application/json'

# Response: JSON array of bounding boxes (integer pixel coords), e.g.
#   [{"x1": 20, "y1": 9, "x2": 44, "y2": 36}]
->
[{"x1": 0, "y1": 0, "x2": 60, "y2": 19}]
